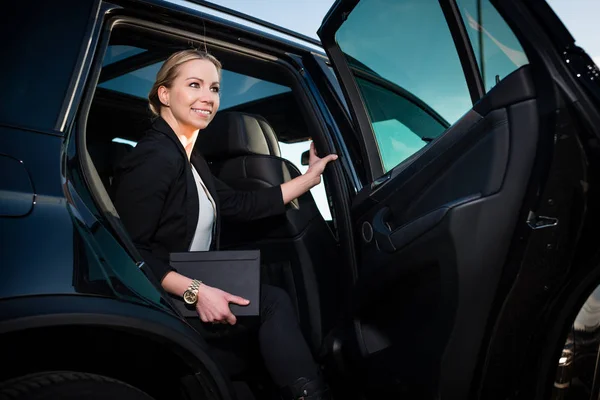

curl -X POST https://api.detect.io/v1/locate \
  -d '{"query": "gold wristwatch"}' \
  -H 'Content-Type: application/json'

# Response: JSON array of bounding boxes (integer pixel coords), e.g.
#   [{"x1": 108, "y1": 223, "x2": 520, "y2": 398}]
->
[{"x1": 183, "y1": 279, "x2": 202, "y2": 305}]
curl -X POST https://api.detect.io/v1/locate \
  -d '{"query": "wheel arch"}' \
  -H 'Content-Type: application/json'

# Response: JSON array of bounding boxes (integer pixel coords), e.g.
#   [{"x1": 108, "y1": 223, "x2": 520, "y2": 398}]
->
[{"x1": 0, "y1": 295, "x2": 234, "y2": 400}]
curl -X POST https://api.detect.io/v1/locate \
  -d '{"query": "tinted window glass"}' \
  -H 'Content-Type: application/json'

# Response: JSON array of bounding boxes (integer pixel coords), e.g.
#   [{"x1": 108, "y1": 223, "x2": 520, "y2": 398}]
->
[
  {"x1": 456, "y1": 0, "x2": 529, "y2": 92},
  {"x1": 356, "y1": 77, "x2": 448, "y2": 171},
  {"x1": 99, "y1": 57, "x2": 291, "y2": 110},
  {"x1": 335, "y1": 0, "x2": 472, "y2": 172},
  {"x1": 102, "y1": 45, "x2": 145, "y2": 66}
]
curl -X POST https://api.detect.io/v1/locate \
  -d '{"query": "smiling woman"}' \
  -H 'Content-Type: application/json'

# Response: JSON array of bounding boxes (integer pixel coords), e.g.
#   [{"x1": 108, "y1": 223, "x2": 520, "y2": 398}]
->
[
  {"x1": 81, "y1": 15, "x2": 345, "y2": 397},
  {"x1": 110, "y1": 48, "x2": 336, "y2": 399}
]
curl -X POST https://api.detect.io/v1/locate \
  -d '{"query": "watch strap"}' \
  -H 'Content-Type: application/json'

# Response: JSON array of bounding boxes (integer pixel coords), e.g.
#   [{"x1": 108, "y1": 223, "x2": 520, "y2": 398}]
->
[{"x1": 188, "y1": 279, "x2": 202, "y2": 294}]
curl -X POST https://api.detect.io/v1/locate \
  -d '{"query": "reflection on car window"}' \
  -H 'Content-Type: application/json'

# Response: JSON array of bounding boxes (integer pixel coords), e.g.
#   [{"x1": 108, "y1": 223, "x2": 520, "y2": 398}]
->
[
  {"x1": 102, "y1": 45, "x2": 145, "y2": 66},
  {"x1": 99, "y1": 54, "x2": 291, "y2": 110},
  {"x1": 456, "y1": 0, "x2": 529, "y2": 92},
  {"x1": 356, "y1": 77, "x2": 447, "y2": 171},
  {"x1": 335, "y1": 0, "x2": 471, "y2": 173}
]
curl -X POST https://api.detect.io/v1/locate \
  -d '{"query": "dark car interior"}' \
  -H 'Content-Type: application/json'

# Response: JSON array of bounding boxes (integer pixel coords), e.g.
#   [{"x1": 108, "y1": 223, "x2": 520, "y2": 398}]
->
[{"x1": 83, "y1": 25, "x2": 344, "y2": 393}]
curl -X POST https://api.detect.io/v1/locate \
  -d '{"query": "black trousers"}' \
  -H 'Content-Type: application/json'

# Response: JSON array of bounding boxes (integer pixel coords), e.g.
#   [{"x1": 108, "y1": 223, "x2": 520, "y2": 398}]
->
[{"x1": 193, "y1": 284, "x2": 319, "y2": 388}]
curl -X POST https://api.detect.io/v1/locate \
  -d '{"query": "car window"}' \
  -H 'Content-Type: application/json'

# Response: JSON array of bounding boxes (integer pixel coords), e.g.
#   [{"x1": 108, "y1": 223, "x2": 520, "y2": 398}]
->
[
  {"x1": 356, "y1": 76, "x2": 448, "y2": 172},
  {"x1": 102, "y1": 45, "x2": 146, "y2": 66},
  {"x1": 456, "y1": 0, "x2": 529, "y2": 92},
  {"x1": 99, "y1": 54, "x2": 291, "y2": 110},
  {"x1": 334, "y1": 0, "x2": 473, "y2": 173}
]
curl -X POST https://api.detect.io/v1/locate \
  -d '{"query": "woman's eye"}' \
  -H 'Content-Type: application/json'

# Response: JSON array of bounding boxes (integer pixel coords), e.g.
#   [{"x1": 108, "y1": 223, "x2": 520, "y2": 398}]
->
[
  {"x1": 189, "y1": 82, "x2": 200, "y2": 88},
  {"x1": 211, "y1": 86, "x2": 220, "y2": 93}
]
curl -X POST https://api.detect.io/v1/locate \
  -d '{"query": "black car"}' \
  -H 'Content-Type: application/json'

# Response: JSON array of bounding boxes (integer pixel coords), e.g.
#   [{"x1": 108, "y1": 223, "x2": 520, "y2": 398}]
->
[{"x1": 2, "y1": 0, "x2": 600, "y2": 399}]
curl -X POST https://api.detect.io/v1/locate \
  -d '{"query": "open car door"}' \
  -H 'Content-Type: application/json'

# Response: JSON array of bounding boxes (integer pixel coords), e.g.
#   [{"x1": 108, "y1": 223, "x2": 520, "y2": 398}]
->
[{"x1": 318, "y1": 0, "x2": 600, "y2": 399}]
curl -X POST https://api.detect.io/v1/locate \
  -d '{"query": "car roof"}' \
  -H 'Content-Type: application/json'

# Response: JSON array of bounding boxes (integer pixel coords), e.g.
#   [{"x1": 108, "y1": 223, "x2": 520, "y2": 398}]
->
[{"x1": 151, "y1": 0, "x2": 327, "y2": 56}]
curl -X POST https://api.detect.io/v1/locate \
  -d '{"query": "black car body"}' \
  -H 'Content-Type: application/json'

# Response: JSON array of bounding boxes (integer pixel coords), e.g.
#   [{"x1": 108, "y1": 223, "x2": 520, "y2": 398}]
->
[{"x1": 2, "y1": 0, "x2": 600, "y2": 399}]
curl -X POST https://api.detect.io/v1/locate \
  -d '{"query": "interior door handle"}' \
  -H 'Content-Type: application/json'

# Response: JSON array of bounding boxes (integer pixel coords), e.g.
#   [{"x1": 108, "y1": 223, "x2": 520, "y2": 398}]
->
[{"x1": 372, "y1": 207, "x2": 449, "y2": 253}]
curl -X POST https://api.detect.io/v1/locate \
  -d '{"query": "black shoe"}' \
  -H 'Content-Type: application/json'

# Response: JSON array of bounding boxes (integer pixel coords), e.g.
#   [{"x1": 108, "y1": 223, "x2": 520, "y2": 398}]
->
[{"x1": 281, "y1": 376, "x2": 331, "y2": 400}]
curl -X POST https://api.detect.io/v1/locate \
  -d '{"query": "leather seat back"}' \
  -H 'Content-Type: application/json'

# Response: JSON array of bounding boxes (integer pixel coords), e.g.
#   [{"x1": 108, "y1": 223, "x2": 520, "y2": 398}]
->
[{"x1": 198, "y1": 112, "x2": 306, "y2": 210}]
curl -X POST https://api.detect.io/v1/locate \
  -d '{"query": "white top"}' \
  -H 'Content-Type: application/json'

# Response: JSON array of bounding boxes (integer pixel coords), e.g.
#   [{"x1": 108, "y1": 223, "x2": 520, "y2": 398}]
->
[{"x1": 189, "y1": 165, "x2": 217, "y2": 251}]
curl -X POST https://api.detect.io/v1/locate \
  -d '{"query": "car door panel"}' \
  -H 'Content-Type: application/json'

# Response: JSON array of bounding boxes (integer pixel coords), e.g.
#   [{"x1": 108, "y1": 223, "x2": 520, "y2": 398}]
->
[
  {"x1": 317, "y1": 0, "x2": 600, "y2": 397},
  {"x1": 341, "y1": 65, "x2": 540, "y2": 395}
]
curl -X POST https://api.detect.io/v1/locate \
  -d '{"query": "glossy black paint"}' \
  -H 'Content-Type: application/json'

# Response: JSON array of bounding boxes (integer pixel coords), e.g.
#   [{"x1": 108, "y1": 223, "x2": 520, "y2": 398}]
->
[
  {"x1": 0, "y1": 155, "x2": 34, "y2": 217},
  {"x1": 3, "y1": 0, "x2": 600, "y2": 399},
  {"x1": 0, "y1": 0, "x2": 236, "y2": 397},
  {"x1": 1, "y1": 0, "x2": 95, "y2": 133},
  {"x1": 0, "y1": 295, "x2": 234, "y2": 399}
]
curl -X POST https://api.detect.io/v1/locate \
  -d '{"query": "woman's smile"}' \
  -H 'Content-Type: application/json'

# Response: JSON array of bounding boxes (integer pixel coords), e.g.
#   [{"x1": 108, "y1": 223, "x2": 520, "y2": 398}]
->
[{"x1": 191, "y1": 107, "x2": 212, "y2": 117}]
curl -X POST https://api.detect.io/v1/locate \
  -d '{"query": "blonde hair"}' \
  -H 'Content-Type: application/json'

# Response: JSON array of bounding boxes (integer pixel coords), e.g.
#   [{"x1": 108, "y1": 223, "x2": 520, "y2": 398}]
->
[{"x1": 148, "y1": 49, "x2": 222, "y2": 116}]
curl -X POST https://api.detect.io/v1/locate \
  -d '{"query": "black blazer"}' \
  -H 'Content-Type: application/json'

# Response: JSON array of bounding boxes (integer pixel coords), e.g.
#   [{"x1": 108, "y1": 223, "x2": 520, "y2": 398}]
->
[{"x1": 112, "y1": 117, "x2": 285, "y2": 281}]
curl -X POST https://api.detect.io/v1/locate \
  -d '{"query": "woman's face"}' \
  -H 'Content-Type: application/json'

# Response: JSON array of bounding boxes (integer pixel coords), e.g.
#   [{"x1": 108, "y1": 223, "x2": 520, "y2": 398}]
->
[{"x1": 160, "y1": 59, "x2": 220, "y2": 131}]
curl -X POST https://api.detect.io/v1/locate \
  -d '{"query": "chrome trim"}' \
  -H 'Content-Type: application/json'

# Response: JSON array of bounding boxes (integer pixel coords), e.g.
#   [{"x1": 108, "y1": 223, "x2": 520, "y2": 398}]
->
[{"x1": 527, "y1": 211, "x2": 559, "y2": 230}]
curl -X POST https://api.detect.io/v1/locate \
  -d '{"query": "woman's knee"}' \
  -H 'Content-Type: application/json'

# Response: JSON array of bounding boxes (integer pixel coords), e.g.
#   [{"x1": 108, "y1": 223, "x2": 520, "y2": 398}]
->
[{"x1": 260, "y1": 284, "x2": 295, "y2": 320}]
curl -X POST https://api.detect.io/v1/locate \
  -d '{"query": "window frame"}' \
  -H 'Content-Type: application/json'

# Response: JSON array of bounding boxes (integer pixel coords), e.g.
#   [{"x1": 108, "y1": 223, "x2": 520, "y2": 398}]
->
[
  {"x1": 75, "y1": 12, "x2": 345, "y2": 245},
  {"x1": 318, "y1": 0, "x2": 487, "y2": 182}
]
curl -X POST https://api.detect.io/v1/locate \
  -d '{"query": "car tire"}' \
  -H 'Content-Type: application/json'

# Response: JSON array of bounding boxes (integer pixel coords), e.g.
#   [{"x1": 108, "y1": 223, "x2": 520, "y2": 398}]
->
[{"x1": 0, "y1": 371, "x2": 155, "y2": 400}]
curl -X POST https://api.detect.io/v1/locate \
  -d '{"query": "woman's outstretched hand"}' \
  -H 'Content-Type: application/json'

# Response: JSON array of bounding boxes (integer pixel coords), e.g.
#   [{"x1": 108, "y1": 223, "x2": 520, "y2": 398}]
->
[
  {"x1": 306, "y1": 142, "x2": 338, "y2": 183},
  {"x1": 195, "y1": 284, "x2": 249, "y2": 325},
  {"x1": 280, "y1": 142, "x2": 338, "y2": 204}
]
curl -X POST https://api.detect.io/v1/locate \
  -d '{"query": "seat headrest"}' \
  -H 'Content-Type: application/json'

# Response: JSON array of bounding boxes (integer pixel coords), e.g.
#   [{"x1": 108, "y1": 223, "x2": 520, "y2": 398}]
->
[{"x1": 196, "y1": 112, "x2": 281, "y2": 159}]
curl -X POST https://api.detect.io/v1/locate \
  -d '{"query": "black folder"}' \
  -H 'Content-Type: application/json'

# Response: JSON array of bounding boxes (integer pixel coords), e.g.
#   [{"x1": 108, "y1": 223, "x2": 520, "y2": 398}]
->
[{"x1": 169, "y1": 250, "x2": 261, "y2": 317}]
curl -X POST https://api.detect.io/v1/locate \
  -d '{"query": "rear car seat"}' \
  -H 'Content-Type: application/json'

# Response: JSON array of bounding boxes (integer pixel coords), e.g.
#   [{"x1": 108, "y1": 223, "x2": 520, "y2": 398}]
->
[{"x1": 196, "y1": 111, "x2": 341, "y2": 352}]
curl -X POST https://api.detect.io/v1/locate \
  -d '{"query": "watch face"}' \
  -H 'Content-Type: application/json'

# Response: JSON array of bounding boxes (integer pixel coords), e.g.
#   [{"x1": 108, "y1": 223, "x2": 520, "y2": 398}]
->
[{"x1": 183, "y1": 290, "x2": 197, "y2": 305}]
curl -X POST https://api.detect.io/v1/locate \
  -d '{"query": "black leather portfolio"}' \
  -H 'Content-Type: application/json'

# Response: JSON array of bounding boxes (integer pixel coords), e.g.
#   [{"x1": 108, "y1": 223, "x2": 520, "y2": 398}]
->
[{"x1": 169, "y1": 250, "x2": 261, "y2": 317}]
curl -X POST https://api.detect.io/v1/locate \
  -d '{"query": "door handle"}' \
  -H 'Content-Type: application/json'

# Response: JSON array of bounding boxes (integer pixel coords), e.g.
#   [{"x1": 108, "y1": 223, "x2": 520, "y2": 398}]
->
[{"x1": 372, "y1": 207, "x2": 449, "y2": 253}]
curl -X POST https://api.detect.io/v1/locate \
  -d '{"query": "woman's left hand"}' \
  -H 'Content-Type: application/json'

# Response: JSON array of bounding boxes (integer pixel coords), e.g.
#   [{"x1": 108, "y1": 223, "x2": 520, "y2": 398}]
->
[{"x1": 306, "y1": 142, "x2": 338, "y2": 183}]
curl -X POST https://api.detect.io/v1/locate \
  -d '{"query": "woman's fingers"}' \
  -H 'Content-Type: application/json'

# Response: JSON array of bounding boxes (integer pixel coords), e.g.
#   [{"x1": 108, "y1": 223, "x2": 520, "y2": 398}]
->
[
  {"x1": 197, "y1": 290, "x2": 246, "y2": 325},
  {"x1": 309, "y1": 141, "x2": 318, "y2": 164},
  {"x1": 309, "y1": 141, "x2": 338, "y2": 168},
  {"x1": 226, "y1": 312, "x2": 237, "y2": 325},
  {"x1": 227, "y1": 294, "x2": 250, "y2": 306},
  {"x1": 322, "y1": 154, "x2": 338, "y2": 164},
  {"x1": 311, "y1": 154, "x2": 339, "y2": 176},
  {"x1": 198, "y1": 309, "x2": 208, "y2": 323}
]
